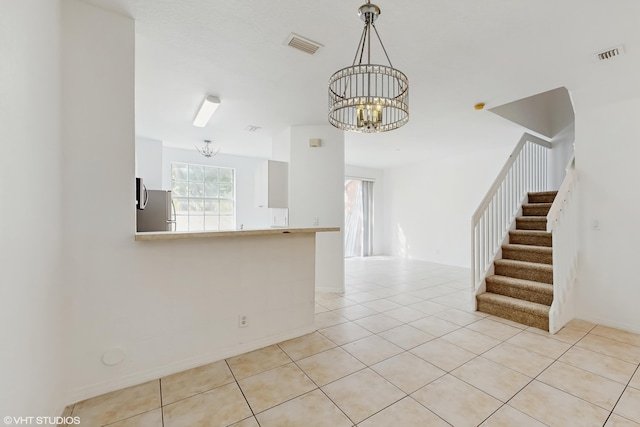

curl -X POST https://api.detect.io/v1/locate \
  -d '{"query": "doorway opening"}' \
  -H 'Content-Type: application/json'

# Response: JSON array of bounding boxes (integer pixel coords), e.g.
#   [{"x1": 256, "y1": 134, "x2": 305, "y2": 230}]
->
[{"x1": 344, "y1": 178, "x2": 374, "y2": 257}]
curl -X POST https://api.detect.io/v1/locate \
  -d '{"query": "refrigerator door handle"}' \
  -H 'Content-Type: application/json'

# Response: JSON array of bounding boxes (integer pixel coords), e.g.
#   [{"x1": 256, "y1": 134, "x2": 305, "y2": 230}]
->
[
  {"x1": 167, "y1": 199, "x2": 177, "y2": 231},
  {"x1": 142, "y1": 186, "x2": 149, "y2": 209}
]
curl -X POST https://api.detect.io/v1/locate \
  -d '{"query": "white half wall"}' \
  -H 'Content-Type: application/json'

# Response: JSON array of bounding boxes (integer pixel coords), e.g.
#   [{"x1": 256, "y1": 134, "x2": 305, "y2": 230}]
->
[
  {"x1": 383, "y1": 144, "x2": 514, "y2": 267},
  {"x1": 345, "y1": 165, "x2": 385, "y2": 256},
  {"x1": 0, "y1": 0, "x2": 65, "y2": 417},
  {"x1": 61, "y1": 0, "x2": 315, "y2": 403},
  {"x1": 572, "y1": 93, "x2": 640, "y2": 334},
  {"x1": 161, "y1": 146, "x2": 271, "y2": 229}
]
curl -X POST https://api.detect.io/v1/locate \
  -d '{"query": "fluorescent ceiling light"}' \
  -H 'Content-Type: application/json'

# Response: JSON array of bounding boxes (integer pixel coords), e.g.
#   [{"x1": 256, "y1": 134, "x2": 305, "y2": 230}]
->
[{"x1": 193, "y1": 95, "x2": 220, "y2": 127}]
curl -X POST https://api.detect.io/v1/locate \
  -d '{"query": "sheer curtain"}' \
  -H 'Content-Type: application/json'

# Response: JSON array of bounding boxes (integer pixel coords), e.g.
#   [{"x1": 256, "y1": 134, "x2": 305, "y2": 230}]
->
[{"x1": 344, "y1": 178, "x2": 373, "y2": 257}]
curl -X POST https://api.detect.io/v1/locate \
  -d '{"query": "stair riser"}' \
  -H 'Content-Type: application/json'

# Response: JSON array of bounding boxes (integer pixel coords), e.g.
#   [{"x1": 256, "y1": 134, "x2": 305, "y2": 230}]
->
[
  {"x1": 477, "y1": 299, "x2": 549, "y2": 330},
  {"x1": 516, "y1": 218, "x2": 547, "y2": 230},
  {"x1": 523, "y1": 205, "x2": 551, "y2": 216},
  {"x1": 494, "y1": 263, "x2": 553, "y2": 284},
  {"x1": 502, "y1": 248, "x2": 552, "y2": 265},
  {"x1": 485, "y1": 281, "x2": 553, "y2": 306},
  {"x1": 528, "y1": 194, "x2": 556, "y2": 204},
  {"x1": 509, "y1": 233, "x2": 552, "y2": 247}
]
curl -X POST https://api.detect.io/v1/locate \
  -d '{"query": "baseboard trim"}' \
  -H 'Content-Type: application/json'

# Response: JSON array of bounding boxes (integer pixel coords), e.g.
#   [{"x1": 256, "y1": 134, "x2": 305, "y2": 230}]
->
[
  {"x1": 578, "y1": 316, "x2": 640, "y2": 335},
  {"x1": 65, "y1": 324, "x2": 315, "y2": 404},
  {"x1": 316, "y1": 286, "x2": 345, "y2": 294}
]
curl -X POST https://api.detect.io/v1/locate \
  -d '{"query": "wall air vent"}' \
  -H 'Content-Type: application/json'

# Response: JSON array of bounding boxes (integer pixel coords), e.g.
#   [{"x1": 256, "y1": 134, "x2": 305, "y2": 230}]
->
[
  {"x1": 285, "y1": 33, "x2": 323, "y2": 55},
  {"x1": 596, "y1": 45, "x2": 625, "y2": 61}
]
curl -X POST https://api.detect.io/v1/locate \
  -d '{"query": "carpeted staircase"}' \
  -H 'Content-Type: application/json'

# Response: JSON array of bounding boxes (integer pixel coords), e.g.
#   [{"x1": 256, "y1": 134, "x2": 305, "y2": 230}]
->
[{"x1": 476, "y1": 191, "x2": 557, "y2": 331}]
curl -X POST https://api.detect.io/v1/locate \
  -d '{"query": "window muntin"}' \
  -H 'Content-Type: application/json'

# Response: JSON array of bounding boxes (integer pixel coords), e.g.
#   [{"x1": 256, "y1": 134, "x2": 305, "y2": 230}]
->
[{"x1": 171, "y1": 163, "x2": 235, "y2": 231}]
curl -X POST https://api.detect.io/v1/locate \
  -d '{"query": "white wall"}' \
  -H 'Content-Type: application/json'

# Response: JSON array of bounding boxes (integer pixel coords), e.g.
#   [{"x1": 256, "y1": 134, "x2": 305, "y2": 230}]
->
[
  {"x1": 549, "y1": 89, "x2": 576, "y2": 189},
  {"x1": 0, "y1": 0, "x2": 66, "y2": 417},
  {"x1": 161, "y1": 146, "x2": 270, "y2": 229},
  {"x1": 61, "y1": 0, "x2": 315, "y2": 403},
  {"x1": 383, "y1": 144, "x2": 513, "y2": 267},
  {"x1": 135, "y1": 136, "x2": 163, "y2": 189},
  {"x1": 549, "y1": 123, "x2": 575, "y2": 189},
  {"x1": 572, "y1": 94, "x2": 640, "y2": 334},
  {"x1": 345, "y1": 165, "x2": 385, "y2": 256},
  {"x1": 274, "y1": 126, "x2": 345, "y2": 292}
]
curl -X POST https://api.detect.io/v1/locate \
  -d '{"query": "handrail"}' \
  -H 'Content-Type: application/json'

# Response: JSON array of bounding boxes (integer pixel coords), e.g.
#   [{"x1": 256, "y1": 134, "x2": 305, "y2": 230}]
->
[
  {"x1": 548, "y1": 155, "x2": 578, "y2": 333},
  {"x1": 472, "y1": 133, "x2": 552, "y2": 223},
  {"x1": 471, "y1": 132, "x2": 551, "y2": 307}
]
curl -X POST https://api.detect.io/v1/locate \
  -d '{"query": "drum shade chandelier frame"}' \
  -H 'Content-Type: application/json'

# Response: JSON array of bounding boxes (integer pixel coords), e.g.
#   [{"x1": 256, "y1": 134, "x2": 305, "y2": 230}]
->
[{"x1": 328, "y1": 1, "x2": 409, "y2": 133}]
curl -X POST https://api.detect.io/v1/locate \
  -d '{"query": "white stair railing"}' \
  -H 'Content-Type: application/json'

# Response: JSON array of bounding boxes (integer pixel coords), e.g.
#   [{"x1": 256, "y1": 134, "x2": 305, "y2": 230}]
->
[
  {"x1": 548, "y1": 155, "x2": 578, "y2": 333},
  {"x1": 471, "y1": 133, "x2": 552, "y2": 307}
]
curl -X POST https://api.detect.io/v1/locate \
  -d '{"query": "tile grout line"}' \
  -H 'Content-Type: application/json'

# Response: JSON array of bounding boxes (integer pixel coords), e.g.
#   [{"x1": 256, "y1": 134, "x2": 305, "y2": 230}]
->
[
  {"x1": 601, "y1": 363, "x2": 640, "y2": 426},
  {"x1": 432, "y1": 324, "x2": 576, "y2": 426},
  {"x1": 319, "y1": 301, "x2": 492, "y2": 425},
  {"x1": 336, "y1": 266, "x2": 561, "y2": 425},
  {"x1": 495, "y1": 329, "x2": 618, "y2": 425},
  {"x1": 158, "y1": 379, "x2": 164, "y2": 427},
  {"x1": 327, "y1": 295, "x2": 638, "y2": 427},
  {"x1": 310, "y1": 309, "x2": 451, "y2": 425},
  {"x1": 223, "y1": 359, "x2": 261, "y2": 426},
  {"x1": 304, "y1": 341, "x2": 407, "y2": 426}
]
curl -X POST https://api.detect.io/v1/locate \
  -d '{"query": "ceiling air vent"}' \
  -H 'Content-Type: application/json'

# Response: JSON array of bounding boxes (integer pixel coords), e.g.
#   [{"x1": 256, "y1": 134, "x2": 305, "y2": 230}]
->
[
  {"x1": 285, "y1": 33, "x2": 323, "y2": 55},
  {"x1": 596, "y1": 45, "x2": 625, "y2": 61}
]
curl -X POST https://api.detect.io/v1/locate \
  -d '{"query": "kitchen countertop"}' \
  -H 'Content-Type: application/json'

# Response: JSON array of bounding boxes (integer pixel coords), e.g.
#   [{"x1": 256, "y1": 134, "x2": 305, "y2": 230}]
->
[{"x1": 135, "y1": 227, "x2": 340, "y2": 241}]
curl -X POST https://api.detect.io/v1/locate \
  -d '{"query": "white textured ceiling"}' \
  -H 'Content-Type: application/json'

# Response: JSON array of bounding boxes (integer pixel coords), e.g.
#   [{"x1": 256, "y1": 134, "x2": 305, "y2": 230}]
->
[{"x1": 82, "y1": 0, "x2": 640, "y2": 168}]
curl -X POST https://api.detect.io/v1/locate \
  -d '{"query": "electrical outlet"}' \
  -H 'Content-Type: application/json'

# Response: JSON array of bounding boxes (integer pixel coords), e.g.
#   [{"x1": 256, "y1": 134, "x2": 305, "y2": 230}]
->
[
  {"x1": 312, "y1": 217, "x2": 320, "y2": 226},
  {"x1": 238, "y1": 315, "x2": 248, "y2": 328}
]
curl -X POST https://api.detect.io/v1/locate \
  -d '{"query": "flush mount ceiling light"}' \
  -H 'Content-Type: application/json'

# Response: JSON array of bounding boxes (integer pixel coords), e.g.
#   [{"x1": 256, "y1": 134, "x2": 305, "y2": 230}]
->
[
  {"x1": 328, "y1": 1, "x2": 409, "y2": 133},
  {"x1": 195, "y1": 139, "x2": 220, "y2": 158},
  {"x1": 193, "y1": 95, "x2": 220, "y2": 127}
]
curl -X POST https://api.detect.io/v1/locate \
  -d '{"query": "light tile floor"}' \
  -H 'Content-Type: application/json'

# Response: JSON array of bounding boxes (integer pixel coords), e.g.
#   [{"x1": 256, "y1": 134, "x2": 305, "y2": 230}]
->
[{"x1": 64, "y1": 257, "x2": 640, "y2": 427}]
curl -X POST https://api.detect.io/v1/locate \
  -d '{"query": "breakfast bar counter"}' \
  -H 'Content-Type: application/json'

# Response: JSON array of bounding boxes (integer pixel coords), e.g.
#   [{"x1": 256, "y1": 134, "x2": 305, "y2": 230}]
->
[{"x1": 135, "y1": 227, "x2": 340, "y2": 241}]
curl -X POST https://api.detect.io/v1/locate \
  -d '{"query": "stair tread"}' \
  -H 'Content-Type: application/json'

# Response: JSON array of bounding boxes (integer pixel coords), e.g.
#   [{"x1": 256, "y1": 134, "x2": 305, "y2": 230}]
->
[
  {"x1": 486, "y1": 275, "x2": 554, "y2": 294},
  {"x1": 502, "y1": 244, "x2": 552, "y2": 253},
  {"x1": 522, "y1": 203, "x2": 553, "y2": 207},
  {"x1": 477, "y1": 292, "x2": 550, "y2": 316},
  {"x1": 528, "y1": 191, "x2": 558, "y2": 196},
  {"x1": 494, "y1": 258, "x2": 553, "y2": 271},
  {"x1": 516, "y1": 216, "x2": 547, "y2": 221},
  {"x1": 510, "y1": 229, "x2": 551, "y2": 235},
  {"x1": 516, "y1": 216, "x2": 548, "y2": 231}
]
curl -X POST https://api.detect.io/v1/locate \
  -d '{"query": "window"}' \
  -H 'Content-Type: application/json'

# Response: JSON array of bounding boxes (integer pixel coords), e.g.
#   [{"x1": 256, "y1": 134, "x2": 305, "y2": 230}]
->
[{"x1": 171, "y1": 163, "x2": 235, "y2": 231}]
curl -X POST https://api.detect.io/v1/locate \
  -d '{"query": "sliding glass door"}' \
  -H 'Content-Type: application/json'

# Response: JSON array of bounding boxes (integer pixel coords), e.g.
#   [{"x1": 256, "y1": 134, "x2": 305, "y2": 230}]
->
[{"x1": 344, "y1": 178, "x2": 373, "y2": 257}]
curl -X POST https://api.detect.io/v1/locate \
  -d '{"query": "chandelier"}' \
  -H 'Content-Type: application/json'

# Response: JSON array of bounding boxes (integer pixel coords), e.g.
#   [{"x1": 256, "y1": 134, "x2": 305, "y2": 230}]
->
[
  {"x1": 195, "y1": 139, "x2": 219, "y2": 158},
  {"x1": 328, "y1": 1, "x2": 409, "y2": 133}
]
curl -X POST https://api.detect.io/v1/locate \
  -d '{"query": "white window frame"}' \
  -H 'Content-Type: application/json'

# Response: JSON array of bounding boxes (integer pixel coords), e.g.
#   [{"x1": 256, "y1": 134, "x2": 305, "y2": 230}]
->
[{"x1": 170, "y1": 162, "x2": 236, "y2": 231}]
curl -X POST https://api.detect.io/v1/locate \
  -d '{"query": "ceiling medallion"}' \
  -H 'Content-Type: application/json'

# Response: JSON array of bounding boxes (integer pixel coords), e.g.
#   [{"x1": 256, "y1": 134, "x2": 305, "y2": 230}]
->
[{"x1": 328, "y1": 1, "x2": 409, "y2": 133}]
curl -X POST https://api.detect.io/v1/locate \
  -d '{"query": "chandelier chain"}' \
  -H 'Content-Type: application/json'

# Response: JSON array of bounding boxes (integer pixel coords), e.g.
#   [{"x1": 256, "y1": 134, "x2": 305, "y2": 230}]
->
[
  {"x1": 352, "y1": 25, "x2": 368, "y2": 66},
  {"x1": 358, "y1": 24, "x2": 368, "y2": 64},
  {"x1": 371, "y1": 23, "x2": 393, "y2": 68}
]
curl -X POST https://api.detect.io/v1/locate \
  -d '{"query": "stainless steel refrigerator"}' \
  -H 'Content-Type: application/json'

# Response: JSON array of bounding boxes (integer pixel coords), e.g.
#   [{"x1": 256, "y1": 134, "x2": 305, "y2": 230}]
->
[{"x1": 136, "y1": 190, "x2": 176, "y2": 232}]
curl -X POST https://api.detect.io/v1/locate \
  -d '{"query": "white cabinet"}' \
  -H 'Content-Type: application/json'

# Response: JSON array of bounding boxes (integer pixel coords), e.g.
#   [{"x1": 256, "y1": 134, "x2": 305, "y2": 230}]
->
[{"x1": 255, "y1": 160, "x2": 288, "y2": 208}]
